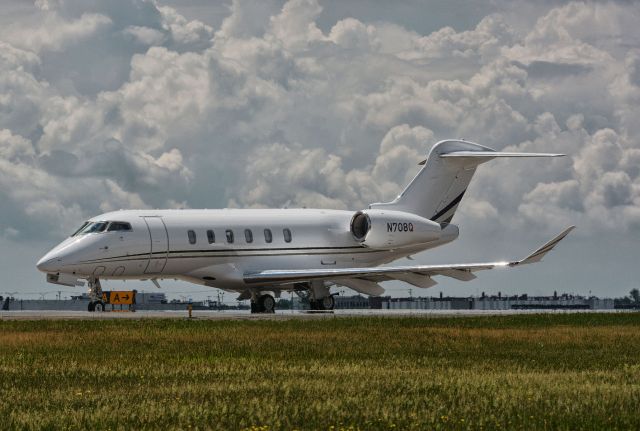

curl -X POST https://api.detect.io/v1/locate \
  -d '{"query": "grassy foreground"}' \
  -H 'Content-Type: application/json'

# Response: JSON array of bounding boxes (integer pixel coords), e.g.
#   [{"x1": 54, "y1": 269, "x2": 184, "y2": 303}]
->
[{"x1": 1, "y1": 314, "x2": 640, "y2": 430}]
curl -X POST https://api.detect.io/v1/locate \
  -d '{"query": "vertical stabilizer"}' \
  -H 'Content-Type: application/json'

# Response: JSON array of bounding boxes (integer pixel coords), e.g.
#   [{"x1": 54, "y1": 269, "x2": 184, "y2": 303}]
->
[{"x1": 369, "y1": 140, "x2": 563, "y2": 223}]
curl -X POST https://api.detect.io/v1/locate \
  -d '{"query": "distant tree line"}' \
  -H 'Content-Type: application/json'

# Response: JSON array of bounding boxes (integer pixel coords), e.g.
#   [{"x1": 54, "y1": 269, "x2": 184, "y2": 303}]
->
[{"x1": 615, "y1": 288, "x2": 640, "y2": 308}]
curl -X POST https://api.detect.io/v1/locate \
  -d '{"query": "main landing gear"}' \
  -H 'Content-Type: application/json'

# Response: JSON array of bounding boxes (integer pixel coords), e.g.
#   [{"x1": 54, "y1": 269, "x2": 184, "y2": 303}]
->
[
  {"x1": 247, "y1": 283, "x2": 336, "y2": 314},
  {"x1": 292, "y1": 283, "x2": 336, "y2": 311},
  {"x1": 307, "y1": 281, "x2": 335, "y2": 311},
  {"x1": 87, "y1": 277, "x2": 105, "y2": 312},
  {"x1": 250, "y1": 294, "x2": 276, "y2": 314},
  {"x1": 310, "y1": 294, "x2": 335, "y2": 311}
]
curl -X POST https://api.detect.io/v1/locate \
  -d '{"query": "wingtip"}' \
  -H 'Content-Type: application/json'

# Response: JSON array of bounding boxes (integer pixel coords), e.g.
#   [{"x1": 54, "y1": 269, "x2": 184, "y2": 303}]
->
[
  {"x1": 517, "y1": 225, "x2": 575, "y2": 265},
  {"x1": 558, "y1": 225, "x2": 576, "y2": 237}
]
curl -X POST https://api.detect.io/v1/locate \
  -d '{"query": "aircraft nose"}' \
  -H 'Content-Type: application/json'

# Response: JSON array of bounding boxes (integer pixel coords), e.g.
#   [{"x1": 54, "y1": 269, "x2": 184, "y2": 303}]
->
[
  {"x1": 36, "y1": 237, "x2": 80, "y2": 273},
  {"x1": 36, "y1": 255, "x2": 61, "y2": 273}
]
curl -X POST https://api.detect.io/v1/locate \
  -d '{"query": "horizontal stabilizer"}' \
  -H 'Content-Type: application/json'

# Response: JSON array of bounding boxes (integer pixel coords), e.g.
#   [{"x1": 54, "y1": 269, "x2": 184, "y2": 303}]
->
[
  {"x1": 441, "y1": 151, "x2": 565, "y2": 158},
  {"x1": 419, "y1": 151, "x2": 564, "y2": 164}
]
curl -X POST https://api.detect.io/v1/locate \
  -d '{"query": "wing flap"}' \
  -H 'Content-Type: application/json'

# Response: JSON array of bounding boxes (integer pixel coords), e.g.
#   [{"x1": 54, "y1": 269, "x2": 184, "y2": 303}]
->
[
  {"x1": 392, "y1": 272, "x2": 438, "y2": 288},
  {"x1": 336, "y1": 278, "x2": 385, "y2": 296},
  {"x1": 435, "y1": 269, "x2": 477, "y2": 282}
]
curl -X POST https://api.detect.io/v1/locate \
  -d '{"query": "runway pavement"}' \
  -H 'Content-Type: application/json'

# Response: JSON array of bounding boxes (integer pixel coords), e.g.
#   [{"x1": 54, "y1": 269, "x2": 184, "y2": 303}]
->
[{"x1": 0, "y1": 308, "x2": 630, "y2": 320}]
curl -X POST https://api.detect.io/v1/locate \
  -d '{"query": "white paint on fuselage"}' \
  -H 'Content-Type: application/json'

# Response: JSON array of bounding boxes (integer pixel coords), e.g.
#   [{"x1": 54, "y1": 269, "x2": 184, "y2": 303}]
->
[{"x1": 37, "y1": 208, "x2": 458, "y2": 290}]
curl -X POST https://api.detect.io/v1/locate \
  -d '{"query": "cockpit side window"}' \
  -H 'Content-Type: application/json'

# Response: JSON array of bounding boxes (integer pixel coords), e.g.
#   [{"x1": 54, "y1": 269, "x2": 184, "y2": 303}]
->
[
  {"x1": 77, "y1": 221, "x2": 108, "y2": 235},
  {"x1": 107, "y1": 222, "x2": 132, "y2": 232}
]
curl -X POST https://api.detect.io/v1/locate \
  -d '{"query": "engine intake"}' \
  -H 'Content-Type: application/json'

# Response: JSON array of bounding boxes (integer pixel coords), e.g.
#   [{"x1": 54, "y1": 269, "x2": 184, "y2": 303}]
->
[
  {"x1": 350, "y1": 211, "x2": 371, "y2": 241},
  {"x1": 350, "y1": 209, "x2": 444, "y2": 249}
]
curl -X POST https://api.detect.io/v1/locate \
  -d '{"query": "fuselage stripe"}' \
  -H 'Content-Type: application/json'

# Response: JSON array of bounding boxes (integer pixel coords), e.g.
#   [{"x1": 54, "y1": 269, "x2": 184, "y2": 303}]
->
[{"x1": 79, "y1": 247, "x2": 383, "y2": 265}]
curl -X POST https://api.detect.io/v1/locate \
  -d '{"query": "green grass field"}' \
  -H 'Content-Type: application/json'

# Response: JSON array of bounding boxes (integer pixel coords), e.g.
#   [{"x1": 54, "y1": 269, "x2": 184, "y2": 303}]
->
[{"x1": 1, "y1": 314, "x2": 639, "y2": 430}]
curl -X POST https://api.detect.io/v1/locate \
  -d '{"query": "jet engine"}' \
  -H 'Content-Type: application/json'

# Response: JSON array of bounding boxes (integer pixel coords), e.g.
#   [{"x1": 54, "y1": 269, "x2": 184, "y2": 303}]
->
[{"x1": 350, "y1": 209, "x2": 445, "y2": 248}]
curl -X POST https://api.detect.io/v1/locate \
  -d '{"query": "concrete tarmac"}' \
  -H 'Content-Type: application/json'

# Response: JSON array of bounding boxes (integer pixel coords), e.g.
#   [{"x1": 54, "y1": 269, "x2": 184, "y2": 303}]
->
[{"x1": 0, "y1": 308, "x2": 631, "y2": 320}]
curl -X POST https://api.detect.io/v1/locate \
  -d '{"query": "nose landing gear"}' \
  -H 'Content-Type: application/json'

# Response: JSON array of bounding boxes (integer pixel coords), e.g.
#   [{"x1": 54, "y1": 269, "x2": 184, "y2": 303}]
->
[{"x1": 87, "y1": 277, "x2": 105, "y2": 312}]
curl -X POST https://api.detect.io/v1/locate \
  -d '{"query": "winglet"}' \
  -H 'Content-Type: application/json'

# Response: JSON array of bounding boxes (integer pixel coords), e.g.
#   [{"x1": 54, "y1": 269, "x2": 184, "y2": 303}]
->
[{"x1": 514, "y1": 226, "x2": 575, "y2": 266}]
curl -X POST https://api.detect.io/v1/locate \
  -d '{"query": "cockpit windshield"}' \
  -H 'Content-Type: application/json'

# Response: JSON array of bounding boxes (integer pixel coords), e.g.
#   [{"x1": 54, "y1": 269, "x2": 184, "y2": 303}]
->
[
  {"x1": 71, "y1": 221, "x2": 133, "y2": 237},
  {"x1": 71, "y1": 222, "x2": 90, "y2": 237}
]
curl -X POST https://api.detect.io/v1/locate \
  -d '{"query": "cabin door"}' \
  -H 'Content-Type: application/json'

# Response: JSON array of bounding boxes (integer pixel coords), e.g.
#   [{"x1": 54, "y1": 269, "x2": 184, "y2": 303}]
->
[{"x1": 143, "y1": 217, "x2": 169, "y2": 274}]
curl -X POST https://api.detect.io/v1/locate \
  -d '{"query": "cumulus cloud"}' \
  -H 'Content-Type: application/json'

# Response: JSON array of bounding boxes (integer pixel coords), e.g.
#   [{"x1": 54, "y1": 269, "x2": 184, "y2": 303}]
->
[{"x1": 0, "y1": 0, "x2": 639, "y2": 251}]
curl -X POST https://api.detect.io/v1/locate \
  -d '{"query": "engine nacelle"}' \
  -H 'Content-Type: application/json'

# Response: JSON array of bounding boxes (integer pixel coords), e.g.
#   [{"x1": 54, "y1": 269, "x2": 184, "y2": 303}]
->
[{"x1": 350, "y1": 209, "x2": 445, "y2": 249}]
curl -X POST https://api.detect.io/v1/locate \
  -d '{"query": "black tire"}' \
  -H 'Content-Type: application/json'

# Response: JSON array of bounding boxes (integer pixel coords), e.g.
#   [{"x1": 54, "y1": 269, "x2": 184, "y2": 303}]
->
[
  {"x1": 250, "y1": 302, "x2": 258, "y2": 314},
  {"x1": 87, "y1": 301, "x2": 95, "y2": 312},
  {"x1": 94, "y1": 301, "x2": 105, "y2": 312},
  {"x1": 259, "y1": 294, "x2": 276, "y2": 313},
  {"x1": 320, "y1": 295, "x2": 335, "y2": 311}
]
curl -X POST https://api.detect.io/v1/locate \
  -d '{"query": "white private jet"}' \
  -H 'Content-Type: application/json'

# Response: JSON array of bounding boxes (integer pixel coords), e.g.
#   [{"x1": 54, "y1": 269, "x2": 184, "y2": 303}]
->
[{"x1": 37, "y1": 140, "x2": 574, "y2": 313}]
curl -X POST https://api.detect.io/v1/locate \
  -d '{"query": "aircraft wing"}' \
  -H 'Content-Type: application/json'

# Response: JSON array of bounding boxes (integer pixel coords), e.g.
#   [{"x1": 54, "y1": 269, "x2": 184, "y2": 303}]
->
[{"x1": 243, "y1": 226, "x2": 575, "y2": 296}]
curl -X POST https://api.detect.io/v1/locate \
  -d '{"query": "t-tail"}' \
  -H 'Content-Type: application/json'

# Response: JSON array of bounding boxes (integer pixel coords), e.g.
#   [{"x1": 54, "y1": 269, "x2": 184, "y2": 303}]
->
[{"x1": 369, "y1": 140, "x2": 564, "y2": 223}]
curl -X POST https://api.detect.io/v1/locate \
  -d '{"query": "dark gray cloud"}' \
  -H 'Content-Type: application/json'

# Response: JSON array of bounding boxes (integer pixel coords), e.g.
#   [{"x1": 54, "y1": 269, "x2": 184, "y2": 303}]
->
[{"x1": 512, "y1": 60, "x2": 593, "y2": 79}]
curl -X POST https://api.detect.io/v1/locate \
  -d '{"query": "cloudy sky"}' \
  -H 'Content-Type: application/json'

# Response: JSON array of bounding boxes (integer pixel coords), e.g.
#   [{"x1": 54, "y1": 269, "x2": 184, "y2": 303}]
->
[{"x1": 1, "y1": 0, "x2": 638, "y2": 301}]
